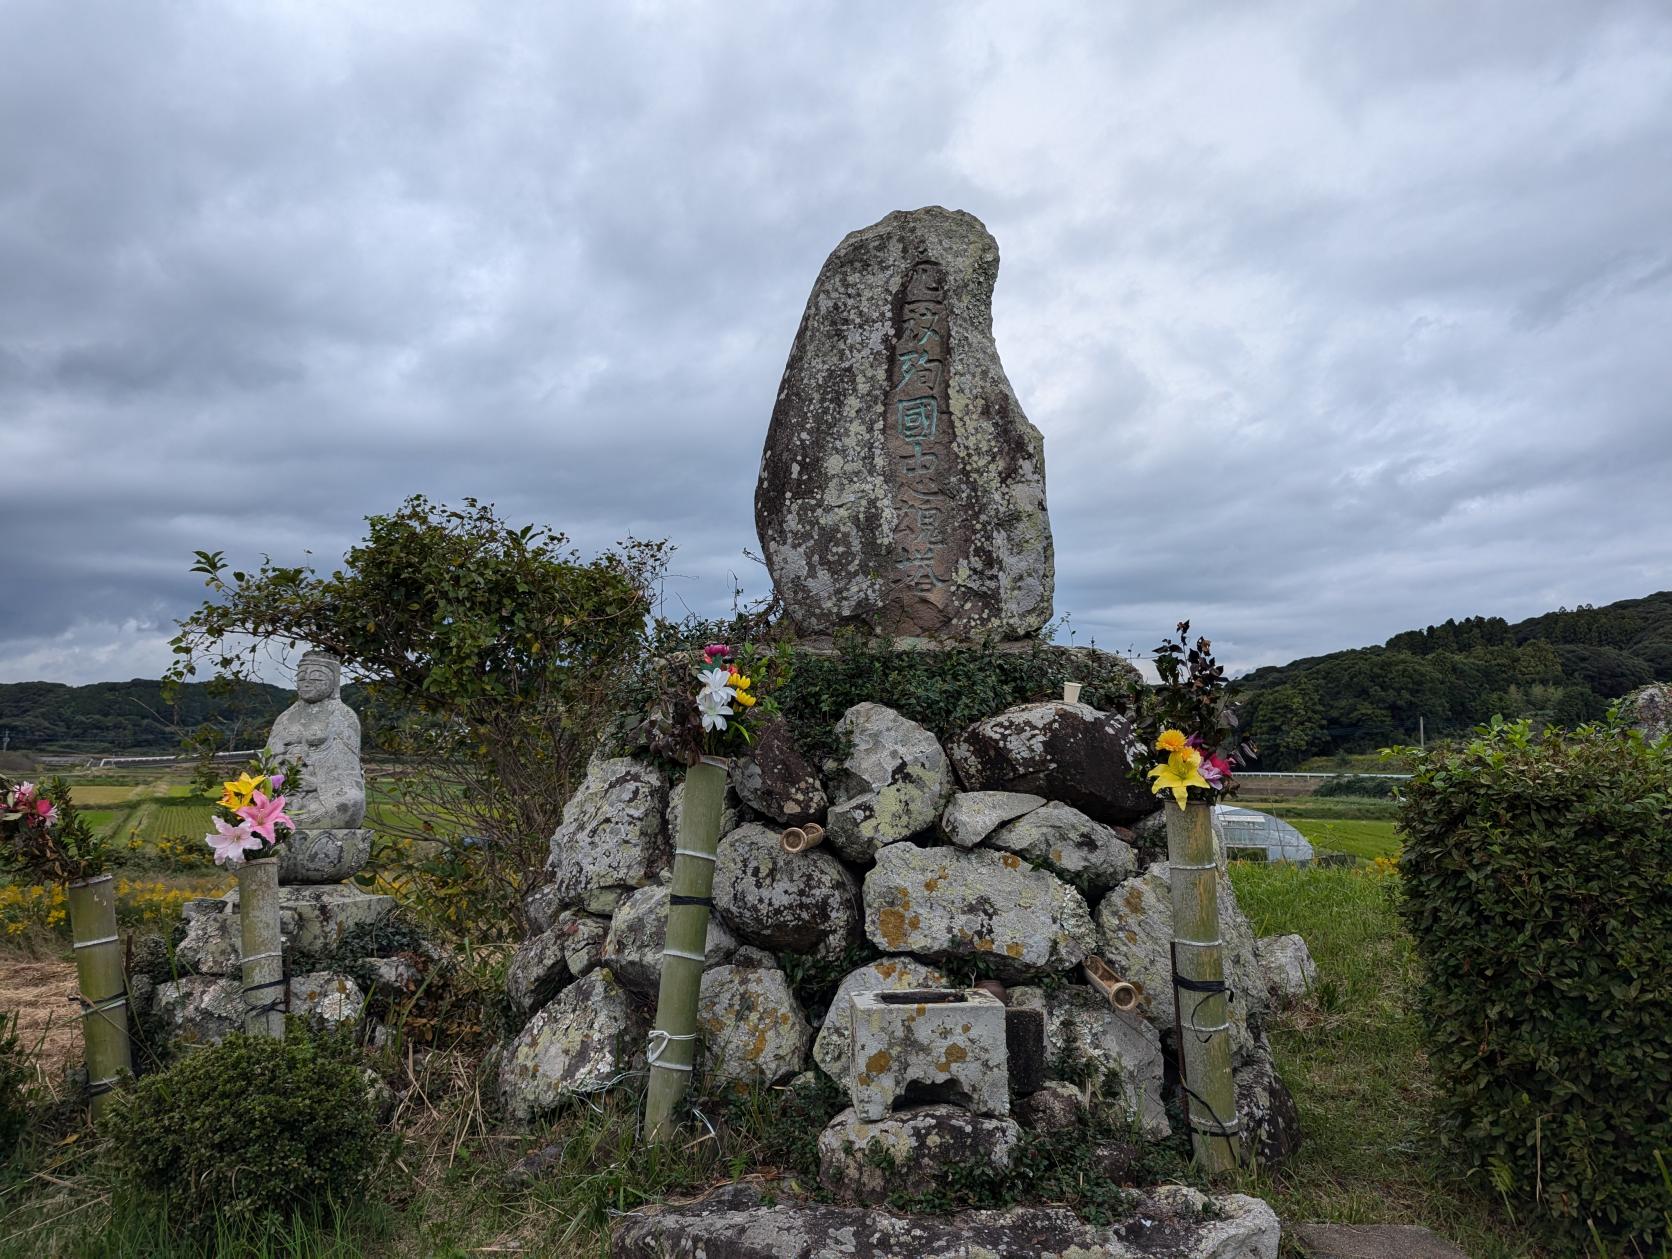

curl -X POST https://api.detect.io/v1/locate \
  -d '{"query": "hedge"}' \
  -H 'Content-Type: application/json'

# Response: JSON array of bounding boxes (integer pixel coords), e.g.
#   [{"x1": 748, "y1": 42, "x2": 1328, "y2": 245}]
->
[{"x1": 1398, "y1": 718, "x2": 1672, "y2": 1252}]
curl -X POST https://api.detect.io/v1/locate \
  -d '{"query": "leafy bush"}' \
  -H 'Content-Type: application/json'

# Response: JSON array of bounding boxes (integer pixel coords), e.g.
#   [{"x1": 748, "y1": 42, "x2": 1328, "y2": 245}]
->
[
  {"x1": 1398, "y1": 719, "x2": 1672, "y2": 1252},
  {"x1": 769, "y1": 633, "x2": 1139, "y2": 762},
  {"x1": 107, "y1": 1028, "x2": 389, "y2": 1227},
  {"x1": 1312, "y1": 774, "x2": 1399, "y2": 799}
]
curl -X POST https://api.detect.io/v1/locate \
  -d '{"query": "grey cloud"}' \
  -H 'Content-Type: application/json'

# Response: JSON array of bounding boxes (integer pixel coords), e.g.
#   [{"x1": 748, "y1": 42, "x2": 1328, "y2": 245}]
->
[{"x1": 1, "y1": 1, "x2": 1670, "y2": 685}]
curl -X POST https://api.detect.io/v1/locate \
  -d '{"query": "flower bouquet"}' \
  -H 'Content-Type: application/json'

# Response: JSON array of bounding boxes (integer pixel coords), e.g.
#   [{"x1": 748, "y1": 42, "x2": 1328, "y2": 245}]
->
[
  {"x1": 632, "y1": 641, "x2": 777, "y2": 1142},
  {"x1": 201, "y1": 756, "x2": 298, "y2": 868},
  {"x1": 1, "y1": 776, "x2": 130, "y2": 1114},
  {"x1": 1130, "y1": 623, "x2": 1254, "y2": 1173},
  {"x1": 200, "y1": 755, "x2": 300, "y2": 1040}
]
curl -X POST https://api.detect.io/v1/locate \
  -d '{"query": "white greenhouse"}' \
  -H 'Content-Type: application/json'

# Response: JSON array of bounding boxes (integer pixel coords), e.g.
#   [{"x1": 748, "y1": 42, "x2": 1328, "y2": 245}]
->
[{"x1": 1212, "y1": 805, "x2": 1315, "y2": 865}]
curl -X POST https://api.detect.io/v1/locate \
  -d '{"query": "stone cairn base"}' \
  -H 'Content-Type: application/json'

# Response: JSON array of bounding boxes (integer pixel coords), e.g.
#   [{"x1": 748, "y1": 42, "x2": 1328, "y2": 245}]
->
[{"x1": 139, "y1": 828, "x2": 401, "y2": 1045}]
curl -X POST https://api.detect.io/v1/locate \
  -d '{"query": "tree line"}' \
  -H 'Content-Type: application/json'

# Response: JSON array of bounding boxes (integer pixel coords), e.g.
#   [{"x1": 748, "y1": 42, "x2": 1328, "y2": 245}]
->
[{"x1": 1236, "y1": 591, "x2": 1672, "y2": 767}]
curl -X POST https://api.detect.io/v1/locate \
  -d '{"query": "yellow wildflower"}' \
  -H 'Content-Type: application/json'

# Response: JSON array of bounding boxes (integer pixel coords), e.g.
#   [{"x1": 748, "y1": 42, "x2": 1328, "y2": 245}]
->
[
  {"x1": 1155, "y1": 729, "x2": 1189, "y2": 754},
  {"x1": 1147, "y1": 747, "x2": 1210, "y2": 809},
  {"x1": 218, "y1": 772, "x2": 264, "y2": 810}
]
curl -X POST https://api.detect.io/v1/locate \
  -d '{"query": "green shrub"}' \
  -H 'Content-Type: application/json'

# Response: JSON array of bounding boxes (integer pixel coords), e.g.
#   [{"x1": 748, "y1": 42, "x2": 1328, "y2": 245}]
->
[
  {"x1": 1312, "y1": 774, "x2": 1399, "y2": 799},
  {"x1": 107, "y1": 1028, "x2": 389, "y2": 1227},
  {"x1": 771, "y1": 634, "x2": 1139, "y2": 762},
  {"x1": 1398, "y1": 718, "x2": 1672, "y2": 1252}
]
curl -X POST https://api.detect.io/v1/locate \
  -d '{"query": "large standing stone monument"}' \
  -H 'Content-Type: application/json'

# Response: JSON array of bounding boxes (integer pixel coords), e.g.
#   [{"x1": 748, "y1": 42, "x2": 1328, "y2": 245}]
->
[{"x1": 755, "y1": 207, "x2": 1054, "y2": 641}]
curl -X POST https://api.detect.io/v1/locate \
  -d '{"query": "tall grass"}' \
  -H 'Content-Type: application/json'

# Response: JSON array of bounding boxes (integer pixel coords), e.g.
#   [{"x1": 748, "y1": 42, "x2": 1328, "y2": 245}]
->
[{"x1": 1228, "y1": 861, "x2": 1545, "y2": 1258}]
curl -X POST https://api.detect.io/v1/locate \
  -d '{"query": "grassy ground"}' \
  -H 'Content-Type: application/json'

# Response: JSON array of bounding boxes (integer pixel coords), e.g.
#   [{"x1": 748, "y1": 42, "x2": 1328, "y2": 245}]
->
[
  {"x1": 1285, "y1": 817, "x2": 1402, "y2": 860},
  {"x1": 1227, "y1": 861, "x2": 1544, "y2": 1257}
]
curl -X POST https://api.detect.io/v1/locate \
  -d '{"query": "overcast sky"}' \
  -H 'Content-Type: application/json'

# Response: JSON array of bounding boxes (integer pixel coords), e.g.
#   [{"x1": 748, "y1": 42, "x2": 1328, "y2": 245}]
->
[{"x1": 2, "y1": 2, "x2": 1670, "y2": 686}]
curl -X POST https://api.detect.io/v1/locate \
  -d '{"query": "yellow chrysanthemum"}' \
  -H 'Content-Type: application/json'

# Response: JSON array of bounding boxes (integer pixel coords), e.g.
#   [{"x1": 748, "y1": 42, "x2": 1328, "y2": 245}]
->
[
  {"x1": 218, "y1": 771, "x2": 264, "y2": 810},
  {"x1": 1147, "y1": 748, "x2": 1209, "y2": 809},
  {"x1": 1155, "y1": 729, "x2": 1189, "y2": 754}
]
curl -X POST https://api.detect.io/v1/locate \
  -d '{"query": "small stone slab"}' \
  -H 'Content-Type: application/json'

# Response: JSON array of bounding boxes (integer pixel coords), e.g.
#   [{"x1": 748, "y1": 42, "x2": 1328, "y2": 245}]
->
[
  {"x1": 1292, "y1": 1223, "x2": 1471, "y2": 1259},
  {"x1": 939, "y1": 790, "x2": 1045, "y2": 848}
]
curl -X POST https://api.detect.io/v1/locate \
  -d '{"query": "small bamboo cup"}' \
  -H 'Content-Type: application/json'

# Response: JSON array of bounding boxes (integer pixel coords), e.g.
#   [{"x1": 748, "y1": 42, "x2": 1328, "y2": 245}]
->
[{"x1": 779, "y1": 822, "x2": 826, "y2": 854}]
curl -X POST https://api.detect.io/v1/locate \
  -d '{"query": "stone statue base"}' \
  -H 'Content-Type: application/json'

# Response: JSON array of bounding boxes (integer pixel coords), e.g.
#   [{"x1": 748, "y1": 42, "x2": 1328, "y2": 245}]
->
[
  {"x1": 218, "y1": 882, "x2": 398, "y2": 956},
  {"x1": 279, "y1": 829, "x2": 374, "y2": 884}
]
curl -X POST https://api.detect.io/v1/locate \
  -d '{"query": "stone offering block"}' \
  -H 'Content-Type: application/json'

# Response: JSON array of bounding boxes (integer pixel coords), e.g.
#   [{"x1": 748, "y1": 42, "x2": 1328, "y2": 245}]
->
[
  {"x1": 755, "y1": 207, "x2": 1054, "y2": 641},
  {"x1": 222, "y1": 882, "x2": 397, "y2": 956},
  {"x1": 278, "y1": 828, "x2": 372, "y2": 884},
  {"x1": 847, "y1": 987, "x2": 1009, "y2": 1120}
]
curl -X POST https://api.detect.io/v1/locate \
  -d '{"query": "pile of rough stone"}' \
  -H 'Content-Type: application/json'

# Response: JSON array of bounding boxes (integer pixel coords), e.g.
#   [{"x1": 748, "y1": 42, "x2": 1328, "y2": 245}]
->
[{"x1": 500, "y1": 694, "x2": 1315, "y2": 1178}]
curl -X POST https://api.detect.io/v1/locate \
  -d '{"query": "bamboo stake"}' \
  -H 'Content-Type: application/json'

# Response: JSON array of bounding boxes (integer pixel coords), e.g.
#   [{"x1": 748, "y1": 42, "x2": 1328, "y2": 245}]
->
[
  {"x1": 643, "y1": 756, "x2": 728, "y2": 1143},
  {"x1": 1164, "y1": 799, "x2": 1240, "y2": 1172},
  {"x1": 237, "y1": 857, "x2": 286, "y2": 1039},
  {"x1": 66, "y1": 875, "x2": 131, "y2": 1118}
]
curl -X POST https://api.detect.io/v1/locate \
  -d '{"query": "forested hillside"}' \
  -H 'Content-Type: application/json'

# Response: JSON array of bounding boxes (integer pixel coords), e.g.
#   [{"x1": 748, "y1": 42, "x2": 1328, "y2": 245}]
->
[
  {"x1": 0, "y1": 678, "x2": 292, "y2": 754},
  {"x1": 1237, "y1": 591, "x2": 1672, "y2": 767}
]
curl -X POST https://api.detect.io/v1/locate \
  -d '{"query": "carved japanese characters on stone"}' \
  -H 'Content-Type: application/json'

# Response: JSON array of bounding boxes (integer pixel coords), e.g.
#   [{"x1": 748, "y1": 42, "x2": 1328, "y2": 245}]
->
[{"x1": 755, "y1": 207, "x2": 1053, "y2": 641}]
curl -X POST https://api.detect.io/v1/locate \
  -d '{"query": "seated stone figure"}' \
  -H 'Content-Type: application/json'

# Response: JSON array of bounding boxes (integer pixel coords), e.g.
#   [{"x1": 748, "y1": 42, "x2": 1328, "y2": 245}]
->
[{"x1": 267, "y1": 651, "x2": 370, "y2": 882}]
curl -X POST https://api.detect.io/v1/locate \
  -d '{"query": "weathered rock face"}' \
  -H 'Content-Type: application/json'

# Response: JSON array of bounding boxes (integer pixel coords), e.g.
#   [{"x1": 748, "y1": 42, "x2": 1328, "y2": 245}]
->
[
  {"x1": 825, "y1": 703, "x2": 954, "y2": 862},
  {"x1": 714, "y1": 823, "x2": 860, "y2": 960},
  {"x1": 817, "y1": 1106, "x2": 1020, "y2": 1204},
  {"x1": 1008, "y1": 985, "x2": 1167, "y2": 1139},
  {"x1": 1255, "y1": 933, "x2": 1317, "y2": 1007},
  {"x1": 863, "y1": 842, "x2": 1096, "y2": 977},
  {"x1": 949, "y1": 702, "x2": 1154, "y2": 825},
  {"x1": 500, "y1": 969, "x2": 642, "y2": 1121},
  {"x1": 987, "y1": 800, "x2": 1137, "y2": 895},
  {"x1": 602, "y1": 884, "x2": 739, "y2": 998},
  {"x1": 1095, "y1": 862, "x2": 1271, "y2": 1064},
  {"x1": 175, "y1": 911, "x2": 241, "y2": 975},
  {"x1": 1621, "y1": 681, "x2": 1672, "y2": 743},
  {"x1": 697, "y1": 964, "x2": 811, "y2": 1085},
  {"x1": 505, "y1": 926, "x2": 574, "y2": 1019},
  {"x1": 732, "y1": 718, "x2": 828, "y2": 825},
  {"x1": 939, "y1": 790, "x2": 1044, "y2": 848},
  {"x1": 152, "y1": 975, "x2": 244, "y2": 1044},
  {"x1": 754, "y1": 207, "x2": 1054, "y2": 641},
  {"x1": 546, "y1": 757, "x2": 670, "y2": 913},
  {"x1": 610, "y1": 1181, "x2": 1281, "y2": 1259},
  {"x1": 811, "y1": 956, "x2": 948, "y2": 1081},
  {"x1": 1236, "y1": 1051, "x2": 1303, "y2": 1167},
  {"x1": 286, "y1": 971, "x2": 365, "y2": 1030}
]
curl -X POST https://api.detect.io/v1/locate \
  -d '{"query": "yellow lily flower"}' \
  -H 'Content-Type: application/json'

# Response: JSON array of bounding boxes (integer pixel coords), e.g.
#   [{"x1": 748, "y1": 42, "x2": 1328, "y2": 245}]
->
[
  {"x1": 1155, "y1": 729, "x2": 1189, "y2": 754},
  {"x1": 218, "y1": 771, "x2": 264, "y2": 811},
  {"x1": 1147, "y1": 748, "x2": 1209, "y2": 809}
]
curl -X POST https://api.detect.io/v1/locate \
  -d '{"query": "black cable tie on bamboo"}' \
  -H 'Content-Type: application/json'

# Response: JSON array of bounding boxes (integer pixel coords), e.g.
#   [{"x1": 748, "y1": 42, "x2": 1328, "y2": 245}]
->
[
  {"x1": 1173, "y1": 974, "x2": 1234, "y2": 1000},
  {"x1": 87, "y1": 1078, "x2": 119, "y2": 1098},
  {"x1": 668, "y1": 894, "x2": 714, "y2": 908},
  {"x1": 243, "y1": 976, "x2": 289, "y2": 1018},
  {"x1": 76, "y1": 986, "x2": 129, "y2": 1010}
]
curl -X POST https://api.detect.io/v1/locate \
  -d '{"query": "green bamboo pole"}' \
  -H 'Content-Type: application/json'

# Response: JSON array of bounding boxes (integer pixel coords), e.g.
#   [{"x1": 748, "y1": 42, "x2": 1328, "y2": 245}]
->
[
  {"x1": 1165, "y1": 799, "x2": 1240, "y2": 1172},
  {"x1": 67, "y1": 874, "x2": 132, "y2": 1118},
  {"x1": 643, "y1": 756, "x2": 728, "y2": 1143},
  {"x1": 238, "y1": 857, "x2": 286, "y2": 1039}
]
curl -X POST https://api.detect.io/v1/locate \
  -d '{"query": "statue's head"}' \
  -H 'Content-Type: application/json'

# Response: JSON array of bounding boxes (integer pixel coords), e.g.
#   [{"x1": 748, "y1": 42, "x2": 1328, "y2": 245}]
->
[{"x1": 295, "y1": 651, "x2": 342, "y2": 704}]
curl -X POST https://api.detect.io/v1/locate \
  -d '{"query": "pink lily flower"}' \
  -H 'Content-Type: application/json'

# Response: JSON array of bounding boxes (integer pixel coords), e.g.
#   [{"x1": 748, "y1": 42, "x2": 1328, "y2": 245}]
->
[
  {"x1": 11, "y1": 782, "x2": 35, "y2": 804},
  {"x1": 32, "y1": 798, "x2": 58, "y2": 826},
  {"x1": 207, "y1": 816, "x2": 263, "y2": 866},
  {"x1": 236, "y1": 790, "x2": 295, "y2": 844}
]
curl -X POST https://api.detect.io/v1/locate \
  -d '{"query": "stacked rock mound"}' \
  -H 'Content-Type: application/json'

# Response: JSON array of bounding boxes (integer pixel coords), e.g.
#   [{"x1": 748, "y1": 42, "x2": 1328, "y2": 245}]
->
[
  {"x1": 135, "y1": 653, "x2": 404, "y2": 1045},
  {"x1": 501, "y1": 693, "x2": 1309, "y2": 1168}
]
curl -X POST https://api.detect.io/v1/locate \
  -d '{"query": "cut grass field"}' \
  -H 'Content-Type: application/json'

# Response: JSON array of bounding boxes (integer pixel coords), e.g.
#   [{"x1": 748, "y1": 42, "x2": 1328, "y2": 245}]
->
[
  {"x1": 1285, "y1": 817, "x2": 1402, "y2": 861},
  {"x1": 1227, "y1": 862, "x2": 1544, "y2": 1258}
]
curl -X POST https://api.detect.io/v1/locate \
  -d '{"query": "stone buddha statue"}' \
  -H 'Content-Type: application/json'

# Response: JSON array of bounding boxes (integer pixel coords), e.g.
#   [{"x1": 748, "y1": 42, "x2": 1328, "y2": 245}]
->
[{"x1": 266, "y1": 649, "x2": 366, "y2": 838}]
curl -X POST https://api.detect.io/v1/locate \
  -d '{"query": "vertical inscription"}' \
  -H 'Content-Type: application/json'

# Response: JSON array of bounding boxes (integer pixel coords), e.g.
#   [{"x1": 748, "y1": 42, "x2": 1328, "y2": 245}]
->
[{"x1": 884, "y1": 260, "x2": 961, "y2": 633}]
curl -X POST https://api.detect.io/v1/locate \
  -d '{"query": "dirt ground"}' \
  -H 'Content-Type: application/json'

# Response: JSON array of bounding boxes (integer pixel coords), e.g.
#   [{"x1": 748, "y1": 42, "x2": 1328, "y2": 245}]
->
[{"x1": 0, "y1": 957, "x2": 82, "y2": 1086}]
